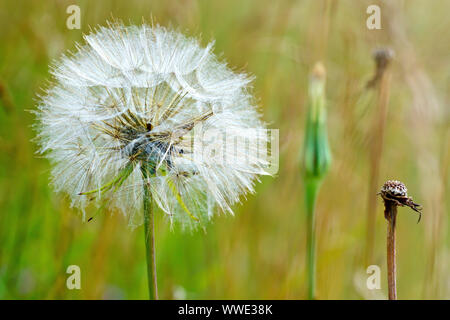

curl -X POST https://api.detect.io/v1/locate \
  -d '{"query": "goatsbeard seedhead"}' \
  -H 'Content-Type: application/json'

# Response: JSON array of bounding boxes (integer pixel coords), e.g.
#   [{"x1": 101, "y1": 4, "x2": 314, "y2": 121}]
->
[{"x1": 35, "y1": 22, "x2": 271, "y2": 229}]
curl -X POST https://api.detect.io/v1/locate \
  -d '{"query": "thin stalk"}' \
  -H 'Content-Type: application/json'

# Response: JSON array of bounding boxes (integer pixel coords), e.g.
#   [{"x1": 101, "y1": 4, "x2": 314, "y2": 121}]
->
[
  {"x1": 380, "y1": 180, "x2": 422, "y2": 300},
  {"x1": 385, "y1": 202, "x2": 397, "y2": 300},
  {"x1": 142, "y1": 167, "x2": 158, "y2": 300},
  {"x1": 305, "y1": 178, "x2": 320, "y2": 300}
]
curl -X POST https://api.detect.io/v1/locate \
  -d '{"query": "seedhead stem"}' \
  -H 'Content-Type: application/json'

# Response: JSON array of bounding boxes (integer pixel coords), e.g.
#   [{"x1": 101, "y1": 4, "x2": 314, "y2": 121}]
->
[{"x1": 142, "y1": 165, "x2": 158, "y2": 300}]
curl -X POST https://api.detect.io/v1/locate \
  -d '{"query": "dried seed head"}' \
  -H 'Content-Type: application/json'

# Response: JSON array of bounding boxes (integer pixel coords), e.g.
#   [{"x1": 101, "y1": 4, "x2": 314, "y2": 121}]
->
[
  {"x1": 381, "y1": 180, "x2": 407, "y2": 197},
  {"x1": 366, "y1": 47, "x2": 395, "y2": 88},
  {"x1": 373, "y1": 48, "x2": 395, "y2": 69},
  {"x1": 379, "y1": 180, "x2": 422, "y2": 223}
]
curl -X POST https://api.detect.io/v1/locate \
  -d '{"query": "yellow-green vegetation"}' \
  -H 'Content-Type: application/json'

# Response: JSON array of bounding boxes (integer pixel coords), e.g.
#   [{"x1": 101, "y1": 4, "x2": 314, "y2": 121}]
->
[{"x1": 0, "y1": 0, "x2": 448, "y2": 299}]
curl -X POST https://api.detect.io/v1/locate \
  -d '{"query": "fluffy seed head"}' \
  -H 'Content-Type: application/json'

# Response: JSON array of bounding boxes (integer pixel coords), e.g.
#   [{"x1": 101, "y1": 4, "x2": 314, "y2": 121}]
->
[{"x1": 35, "y1": 22, "x2": 270, "y2": 228}]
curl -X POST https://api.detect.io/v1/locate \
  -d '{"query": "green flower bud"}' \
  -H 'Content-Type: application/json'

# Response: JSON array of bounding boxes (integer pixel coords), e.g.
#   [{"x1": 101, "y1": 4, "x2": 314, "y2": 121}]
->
[{"x1": 302, "y1": 62, "x2": 332, "y2": 180}]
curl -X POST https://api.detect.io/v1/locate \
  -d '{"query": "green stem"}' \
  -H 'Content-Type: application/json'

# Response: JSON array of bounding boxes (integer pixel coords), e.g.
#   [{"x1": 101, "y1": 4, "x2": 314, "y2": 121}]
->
[
  {"x1": 305, "y1": 178, "x2": 320, "y2": 300},
  {"x1": 142, "y1": 166, "x2": 158, "y2": 300}
]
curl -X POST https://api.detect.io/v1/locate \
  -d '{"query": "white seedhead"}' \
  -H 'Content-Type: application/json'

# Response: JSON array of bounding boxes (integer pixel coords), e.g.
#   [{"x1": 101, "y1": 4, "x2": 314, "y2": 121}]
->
[{"x1": 35, "y1": 22, "x2": 271, "y2": 229}]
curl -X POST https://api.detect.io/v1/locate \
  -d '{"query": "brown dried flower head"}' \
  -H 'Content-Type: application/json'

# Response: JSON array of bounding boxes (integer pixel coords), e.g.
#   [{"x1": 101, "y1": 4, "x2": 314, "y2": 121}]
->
[{"x1": 379, "y1": 180, "x2": 422, "y2": 222}]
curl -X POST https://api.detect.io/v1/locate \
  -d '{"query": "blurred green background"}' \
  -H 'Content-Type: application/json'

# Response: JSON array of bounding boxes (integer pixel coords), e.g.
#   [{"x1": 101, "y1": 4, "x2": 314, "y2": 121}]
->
[{"x1": 0, "y1": 0, "x2": 448, "y2": 299}]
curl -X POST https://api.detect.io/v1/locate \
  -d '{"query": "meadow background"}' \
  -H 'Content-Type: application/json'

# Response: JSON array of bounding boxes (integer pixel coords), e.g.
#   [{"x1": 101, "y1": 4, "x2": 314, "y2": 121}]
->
[{"x1": 0, "y1": 0, "x2": 448, "y2": 299}]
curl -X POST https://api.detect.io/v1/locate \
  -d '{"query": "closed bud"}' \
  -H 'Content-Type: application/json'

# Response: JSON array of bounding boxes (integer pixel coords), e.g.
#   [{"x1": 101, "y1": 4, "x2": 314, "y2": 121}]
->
[{"x1": 302, "y1": 62, "x2": 332, "y2": 180}]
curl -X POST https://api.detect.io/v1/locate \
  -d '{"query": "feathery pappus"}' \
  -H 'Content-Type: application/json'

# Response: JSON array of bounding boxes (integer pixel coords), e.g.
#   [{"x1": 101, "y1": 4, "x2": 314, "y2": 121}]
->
[{"x1": 35, "y1": 22, "x2": 271, "y2": 229}]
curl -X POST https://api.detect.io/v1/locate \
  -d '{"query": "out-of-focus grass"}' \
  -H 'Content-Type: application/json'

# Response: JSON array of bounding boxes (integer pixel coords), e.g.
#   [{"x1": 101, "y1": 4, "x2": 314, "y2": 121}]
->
[{"x1": 0, "y1": 0, "x2": 448, "y2": 299}]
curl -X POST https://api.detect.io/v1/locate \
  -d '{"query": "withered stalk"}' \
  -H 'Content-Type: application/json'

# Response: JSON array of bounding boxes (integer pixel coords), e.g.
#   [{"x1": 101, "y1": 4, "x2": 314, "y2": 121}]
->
[
  {"x1": 384, "y1": 200, "x2": 398, "y2": 300},
  {"x1": 379, "y1": 180, "x2": 422, "y2": 300}
]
